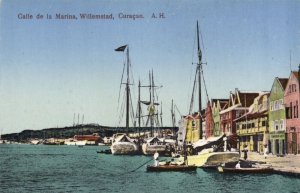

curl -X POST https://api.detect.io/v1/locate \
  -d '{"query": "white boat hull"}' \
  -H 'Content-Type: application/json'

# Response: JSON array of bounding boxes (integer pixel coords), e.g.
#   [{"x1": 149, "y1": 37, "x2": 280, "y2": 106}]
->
[
  {"x1": 110, "y1": 142, "x2": 138, "y2": 155},
  {"x1": 179, "y1": 152, "x2": 240, "y2": 167}
]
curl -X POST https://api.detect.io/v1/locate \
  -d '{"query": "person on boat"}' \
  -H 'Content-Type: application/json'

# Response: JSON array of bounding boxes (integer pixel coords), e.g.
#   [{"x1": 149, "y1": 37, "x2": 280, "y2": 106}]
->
[
  {"x1": 242, "y1": 145, "x2": 248, "y2": 160},
  {"x1": 235, "y1": 161, "x2": 241, "y2": 169},
  {"x1": 153, "y1": 151, "x2": 159, "y2": 166}
]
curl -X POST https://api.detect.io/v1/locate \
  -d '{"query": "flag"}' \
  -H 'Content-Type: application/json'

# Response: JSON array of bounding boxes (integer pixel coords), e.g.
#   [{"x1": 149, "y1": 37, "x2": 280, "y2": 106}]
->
[{"x1": 115, "y1": 45, "x2": 127, "y2": 52}]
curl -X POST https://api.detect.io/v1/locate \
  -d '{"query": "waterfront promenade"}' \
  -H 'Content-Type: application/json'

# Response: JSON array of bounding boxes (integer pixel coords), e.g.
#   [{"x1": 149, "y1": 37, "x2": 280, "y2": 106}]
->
[{"x1": 248, "y1": 152, "x2": 300, "y2": 176}]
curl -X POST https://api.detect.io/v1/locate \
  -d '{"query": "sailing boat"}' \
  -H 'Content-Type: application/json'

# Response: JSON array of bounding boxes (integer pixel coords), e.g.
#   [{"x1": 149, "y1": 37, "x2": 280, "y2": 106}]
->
[
  {"x1": 139, "y1": 71, "x2": 172, "y2": 155},
  {"x1": 176, "y1": 21, "x2": 239, "y2": 167},
  {"x1": 110, "y1": 45, "x2": 139, "y2": 155}
]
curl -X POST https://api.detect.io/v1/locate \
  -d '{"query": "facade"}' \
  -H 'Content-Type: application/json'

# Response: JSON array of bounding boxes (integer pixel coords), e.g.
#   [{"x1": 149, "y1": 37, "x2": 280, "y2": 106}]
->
[
  {"x1": 236, "y1": 92, "x2": 270, "y2": 153},
  {"x1": 220, "y1": 89, "x2": 259, "y2": 136},
  {"x1": 205, "y1": 100, "x2": 214, "y2": 138},
  {"x1": 184, "y1": 113, "x2": 201, "y2": 144},
  {"x1": 284, "y1": 69, "x2": 300, "y2": 155},
  {"x1": 268, "y1": 77, "x2": 288, "y2": 155},
  {"x1": 212, "y1": 99, "x2": 228, "y2": 137}
]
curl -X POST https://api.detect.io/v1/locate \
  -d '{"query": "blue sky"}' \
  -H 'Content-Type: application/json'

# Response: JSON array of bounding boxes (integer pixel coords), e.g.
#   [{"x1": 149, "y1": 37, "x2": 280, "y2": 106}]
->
[{"x1": 0, "y1": 0, "x2": 300, "y2": 134}]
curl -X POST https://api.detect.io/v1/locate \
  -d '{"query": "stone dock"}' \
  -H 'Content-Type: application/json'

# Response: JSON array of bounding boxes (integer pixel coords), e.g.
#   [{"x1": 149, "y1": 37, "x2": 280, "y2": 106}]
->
[{"x1": 248, "y1": 152, "x2": 300, "y2": 176}]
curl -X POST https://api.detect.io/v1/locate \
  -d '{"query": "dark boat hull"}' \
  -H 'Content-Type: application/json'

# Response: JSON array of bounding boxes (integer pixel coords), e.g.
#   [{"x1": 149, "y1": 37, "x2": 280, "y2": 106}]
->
[
  {"x1": 218, "y1": 166, "x2": 274, "y2": 174},
  {"x1": 147, "y1": 165, "x2": 197, "y2": 172}
]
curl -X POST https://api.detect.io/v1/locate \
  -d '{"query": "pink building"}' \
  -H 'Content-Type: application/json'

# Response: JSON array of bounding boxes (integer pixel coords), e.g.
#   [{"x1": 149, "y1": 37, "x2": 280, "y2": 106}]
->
[{"x1": 284, "y1": 68, "x2": 300, "y2": 154}]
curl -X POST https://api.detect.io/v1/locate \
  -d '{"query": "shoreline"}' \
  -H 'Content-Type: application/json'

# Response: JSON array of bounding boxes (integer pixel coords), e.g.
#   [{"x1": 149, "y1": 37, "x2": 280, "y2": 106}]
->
[{"x1": 248, "y1": 152, "x2": 300, "y2": 176}]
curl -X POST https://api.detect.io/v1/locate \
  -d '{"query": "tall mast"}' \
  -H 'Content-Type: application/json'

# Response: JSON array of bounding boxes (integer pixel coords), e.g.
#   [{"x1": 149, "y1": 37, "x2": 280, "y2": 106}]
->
[
  {"x1": 197, "y1": 21, "x2": 203, "y2": 139},
  {"x1": 126, "y1": 46, "x2": 130, "y2": 134},
  {"x1": 138, "y1": 80, "x2": 141, "y2": 137}
]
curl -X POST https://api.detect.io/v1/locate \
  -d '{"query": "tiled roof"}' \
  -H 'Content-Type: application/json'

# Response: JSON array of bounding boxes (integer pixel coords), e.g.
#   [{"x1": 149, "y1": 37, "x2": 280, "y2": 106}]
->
[
  {"x1": 238, "y1": 92, "x2": 260, "y2": 107},
  {"x1": 278, "y1": 78, "x2": 289, "y2": 89},
  {"x1": 293, "y1": 71, "x2": 299, "y2": 80}
]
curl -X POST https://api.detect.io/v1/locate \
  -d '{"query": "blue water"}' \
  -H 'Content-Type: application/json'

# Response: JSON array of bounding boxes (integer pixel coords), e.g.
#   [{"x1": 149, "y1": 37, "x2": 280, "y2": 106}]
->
[{"x1": 0, "y1": 144, "x2": 299, "y2": 193}]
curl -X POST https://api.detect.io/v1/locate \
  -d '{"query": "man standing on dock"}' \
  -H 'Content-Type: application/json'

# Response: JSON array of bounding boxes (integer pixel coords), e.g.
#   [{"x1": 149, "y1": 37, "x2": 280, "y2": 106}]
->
[{"x1": 154, "y1": 151, "x2": 159, "y2": 166}]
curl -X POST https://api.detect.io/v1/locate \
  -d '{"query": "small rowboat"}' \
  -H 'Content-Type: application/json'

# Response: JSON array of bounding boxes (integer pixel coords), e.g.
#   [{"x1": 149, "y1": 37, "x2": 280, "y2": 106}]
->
[
  {"x1": 218, "y1": 166, "x2": 274, "y2": 174},
  {"x1": 147, "y1": 165, "x2": 197, "y2": 172}
]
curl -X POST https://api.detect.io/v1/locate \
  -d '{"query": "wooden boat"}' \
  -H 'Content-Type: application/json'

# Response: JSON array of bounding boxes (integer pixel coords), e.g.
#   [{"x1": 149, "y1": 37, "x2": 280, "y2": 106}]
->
[
  {"x1": 147, "y1": 164, "x2": 197, "y2": 172},
  {"x1": 217, "y1": 166, "x2": 274, "y2": 174}
]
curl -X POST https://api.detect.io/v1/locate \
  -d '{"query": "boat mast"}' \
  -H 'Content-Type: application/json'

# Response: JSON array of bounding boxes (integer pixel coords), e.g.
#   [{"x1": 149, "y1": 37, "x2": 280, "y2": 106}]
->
[
  {"x1": 126, "y1": 46, "x2": 130, "y2": 134},
  {"x1": 138, "y1": 80, "x2": 141, "y2": 137},
  {"x1": 197, "y1": 21, "x2": 203, "y2": 139}
]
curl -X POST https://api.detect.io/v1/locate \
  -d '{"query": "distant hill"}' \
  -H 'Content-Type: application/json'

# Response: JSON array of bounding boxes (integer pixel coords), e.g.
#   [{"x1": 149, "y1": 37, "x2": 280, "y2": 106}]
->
[{"x1": 1, "y1": 124, "x2": 178, "y2": 142}]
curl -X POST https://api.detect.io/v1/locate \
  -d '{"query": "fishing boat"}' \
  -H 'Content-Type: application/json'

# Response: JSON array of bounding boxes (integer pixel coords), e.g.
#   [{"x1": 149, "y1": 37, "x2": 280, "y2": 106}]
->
[
  {"x1": 110, "y1": 133, "x2": 139, "y2": 155},
  {"x1": 217, "y1": 166, "x2": 274, "y2": 174},
  {"x1": 146, "y1": 164, "x2": 197, "y2": 172}
]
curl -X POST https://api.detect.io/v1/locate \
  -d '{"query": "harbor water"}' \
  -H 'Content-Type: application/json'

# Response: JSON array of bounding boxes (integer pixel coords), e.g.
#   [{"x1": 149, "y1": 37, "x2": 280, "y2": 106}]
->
[{"x1": 1, "y1": 144, "x2": 299, "y2": 193}]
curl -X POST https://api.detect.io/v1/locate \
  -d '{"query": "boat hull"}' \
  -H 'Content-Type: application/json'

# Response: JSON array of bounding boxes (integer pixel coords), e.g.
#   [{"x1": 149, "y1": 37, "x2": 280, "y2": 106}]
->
[
  {"x1": 182, "y1": 152, "x2": 240, "y2": 167},
  {"x1": 142, "y1": 143, "x2": 167, "y2": 155},
  {"x1": 146, "y1": 165, "x2": 197, "y2": 172},
  {"x1": 111, "y1": 142, "x2": 138, "y2": 155},
  {"x1": 218, "y1": 166, "x2": 274, "y2": 174}
]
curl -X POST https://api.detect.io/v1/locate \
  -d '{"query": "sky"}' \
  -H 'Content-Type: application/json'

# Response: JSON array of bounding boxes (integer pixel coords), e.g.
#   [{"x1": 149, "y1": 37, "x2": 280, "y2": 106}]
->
[{"x1": 0, "y1": 0, "x2": 300, "y2": 134}]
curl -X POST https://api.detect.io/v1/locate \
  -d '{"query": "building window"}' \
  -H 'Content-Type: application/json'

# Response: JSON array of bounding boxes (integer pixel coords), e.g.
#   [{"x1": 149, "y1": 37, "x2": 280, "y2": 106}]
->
[
  {"x1": 262, "y1": 121, "x2": 266, "y2": 127},
  {"x1": 270, "y1": 101, "x2": 273, "y2": 111},
  {"x1": 286, "y1": 107, "x2": 292, "y2": 119},
  {"x1": 297, "y1": 101, "x2": 299, "y2": 118},
  {"x1": 242, "y1": 124, "x2": 246, "y2": 129},
  {"x1": 275, "y1": 120, "x2": 279, "y2": 131}
]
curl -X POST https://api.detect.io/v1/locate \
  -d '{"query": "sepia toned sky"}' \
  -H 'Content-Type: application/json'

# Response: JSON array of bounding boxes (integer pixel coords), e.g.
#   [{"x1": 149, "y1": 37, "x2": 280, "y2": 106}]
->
[{"x1": 0, "y1": 0, "x2": 300, "y2": 133}]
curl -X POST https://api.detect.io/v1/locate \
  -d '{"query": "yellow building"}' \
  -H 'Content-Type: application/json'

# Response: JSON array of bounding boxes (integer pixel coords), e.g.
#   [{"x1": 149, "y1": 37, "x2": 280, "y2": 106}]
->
[
  {"x1": 235, "y1": 92, "x2": 269, "y2": 153},
  {"x1": 184, "y1": 113, "x2": 200, "y2": 144}
]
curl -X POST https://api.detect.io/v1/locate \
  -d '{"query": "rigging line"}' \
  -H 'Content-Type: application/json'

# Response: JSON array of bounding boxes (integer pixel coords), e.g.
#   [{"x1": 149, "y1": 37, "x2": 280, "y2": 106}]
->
[
  {"x1": 129, "y1": 92, "x2": 135, "y2": 127},
  {"x1": 200, "y1": 65, "x2": 209, "y2": 104},
  {"x1": 198, "y1": 22, "x2": 206, "y2": 59},
  {"x1": 117, "y1": 60, "x2": 126, "y2": 113},
  {"x1": 118, "y1": 89, "x2": 126, "y2": 126},
  {"x1": 189, "y1": 66, "x2": 199, "y2": 114},
  {"x1": 174, "y1": 104, "x2": 182, "y2": 117},
  {"x1": 187, "y1": 27, "x2": 198, "y2": 112}
]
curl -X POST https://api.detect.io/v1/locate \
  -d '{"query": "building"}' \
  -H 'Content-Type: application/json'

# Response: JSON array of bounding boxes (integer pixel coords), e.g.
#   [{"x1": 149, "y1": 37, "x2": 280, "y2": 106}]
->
[
  {"x1": 183, "y1": 112, "x2": 201, "y2": 144},
  {"x1": 211, "y1": 99, "x2": 228, "y2": 137},
  {"x1": 284, "y1": 67, "x2": 300, "y2": 155},
  {"x1": 268, "y1": 77, "x2": 288, "y2": 155},
  {"x1": 220, "y1": 89, "x2": 260, "y2": 136},
  {"x1": 205, "y1": 100, "x2": 214, "y2": 139},
  {"x1": 236, "y1": 92, "x2": 270, "y2": 153}
]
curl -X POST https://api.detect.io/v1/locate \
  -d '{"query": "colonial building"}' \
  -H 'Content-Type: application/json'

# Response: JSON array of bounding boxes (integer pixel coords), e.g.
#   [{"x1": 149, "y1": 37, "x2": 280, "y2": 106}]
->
[
  {"x1": 220, "y1": 89, "x2": 260, "y2": 136},
  {"x1": 183, "y1": 113, "x2": 201, "y2": 144},
  {"x1": 268, "y1": 77, "x2": 288, "y2": 155},
  {"x1": 205, "y1": 100, "x2": 214, "y2": 139},
  {"x1": 284, "y1": 67, "x2": 300, "y2": 154},
  {"x1": 236, "y1": 92, "x2": 270, "y2": 153},
  {"x1": 211, "y1": 99, "x2": 228, "y2": 137}
]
